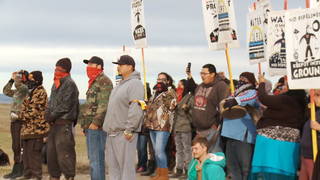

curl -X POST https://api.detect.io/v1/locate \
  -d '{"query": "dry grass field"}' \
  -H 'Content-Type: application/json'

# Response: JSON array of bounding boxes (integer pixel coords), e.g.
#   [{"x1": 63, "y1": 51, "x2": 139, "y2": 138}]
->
[{"x1": 0, "y1": 104, "x2": 155, "y2": 180}]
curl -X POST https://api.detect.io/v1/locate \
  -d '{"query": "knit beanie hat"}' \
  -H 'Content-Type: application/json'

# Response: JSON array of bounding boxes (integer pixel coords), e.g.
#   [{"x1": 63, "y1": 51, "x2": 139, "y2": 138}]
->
[
  {"x1": 56, "y1": 58, "x2": 72, "y2": 72},
  {"x1": 30, "y1": 71, "x2": 43, "y2": 85},
  {"x1": 239, "y1": 72, "x2": 257, "y2": 86}
]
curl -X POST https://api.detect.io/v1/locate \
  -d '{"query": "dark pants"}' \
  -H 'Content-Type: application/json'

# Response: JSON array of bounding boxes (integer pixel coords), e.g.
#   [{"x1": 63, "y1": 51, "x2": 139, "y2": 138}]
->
[
  {"x1": 22, "y1": 138, "x2": 43, "y2": 179},
  {"x1": 226, "y1": 138, "x2": 253, "y2": 180},
  {"x1": 47, "y1": 124, "x2": 76, "y2": 179},
  {"x1": 137, "y1": 134, "x2": 148, "y2": 169},
  {"x1": 11, "y1": 121, "x2": 22, "y2": 163}
]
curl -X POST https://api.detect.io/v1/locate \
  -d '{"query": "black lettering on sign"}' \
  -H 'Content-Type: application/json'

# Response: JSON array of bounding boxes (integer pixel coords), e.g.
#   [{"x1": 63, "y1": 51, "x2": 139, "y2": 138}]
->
[{"x1": 291, "y1": 60, "x2": 320, "y2": 79}]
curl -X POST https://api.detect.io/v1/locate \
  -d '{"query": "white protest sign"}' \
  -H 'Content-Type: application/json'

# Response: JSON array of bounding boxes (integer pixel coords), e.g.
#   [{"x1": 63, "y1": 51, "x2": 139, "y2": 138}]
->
[
  {"x1": 202, "y1": 0, "x2": 239, "y2": 50},
  {"x1": 247, "y1": 10, "x2": 266, "y2": 64},
  {"x1": 131, "y1": 0, "x2": 147, "y2": 48},
  {"x1": 311, "y1": 0, "x2": 320, "y2": 8},
  {"x1": 266, "y1": 10, "x2": 287, "y2": 76},
  {"x1": 285, "y1": 8, "x2": 320, "y2": 89}
]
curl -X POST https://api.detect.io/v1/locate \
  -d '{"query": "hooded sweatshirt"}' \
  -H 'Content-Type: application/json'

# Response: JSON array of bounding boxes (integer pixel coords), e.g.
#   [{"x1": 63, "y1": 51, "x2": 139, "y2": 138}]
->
[
  {"x1": 192, "y1": 77, "x2": 229, "y2": 130},
  {"x1": 103, "y1": 71, "x2": 144, "y2": 134},
  {"x1": 188, "y1": 152, "x2": 226, "y2": 180}
]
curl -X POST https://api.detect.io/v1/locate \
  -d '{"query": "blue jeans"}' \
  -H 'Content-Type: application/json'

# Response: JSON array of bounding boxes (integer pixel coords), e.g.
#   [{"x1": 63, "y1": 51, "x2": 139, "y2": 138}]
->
[
  {"x1": 85, "y1": 129, "x2": 107, "y2": 180},
  {"x1": 150, "y1": 130, "x2": 170, "y2": 168},
  {"x1": 137, "y1": 134, "x2": 148, "y2": 169}
]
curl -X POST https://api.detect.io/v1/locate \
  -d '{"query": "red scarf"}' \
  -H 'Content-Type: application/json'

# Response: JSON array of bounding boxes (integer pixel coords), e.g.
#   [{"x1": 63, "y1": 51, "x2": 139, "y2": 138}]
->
[
  {"x1": 87, "y1": 67, "x2": 102, "y2": 88},
  {"x1": 176, "y1": 87, "x2": 184, "y2": 102},
  {"x1": 54, "y1": 71, "x2": 69, "y2": 88}
]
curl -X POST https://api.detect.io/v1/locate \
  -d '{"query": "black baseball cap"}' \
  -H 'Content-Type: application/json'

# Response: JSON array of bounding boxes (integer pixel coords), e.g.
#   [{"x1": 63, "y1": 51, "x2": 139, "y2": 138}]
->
[
  {"x1": 112, "y1": 55, "x2": 135, "y2": 68},
  {"x1": 83, "y1": 56, "x2": 104, "y2": 68}
]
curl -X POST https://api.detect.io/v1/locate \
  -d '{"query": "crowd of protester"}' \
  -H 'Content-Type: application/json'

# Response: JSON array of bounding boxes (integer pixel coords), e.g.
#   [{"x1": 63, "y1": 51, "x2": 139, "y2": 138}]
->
[{"x1": 2, "y1": 55, "x2": 320, "y2": 180}]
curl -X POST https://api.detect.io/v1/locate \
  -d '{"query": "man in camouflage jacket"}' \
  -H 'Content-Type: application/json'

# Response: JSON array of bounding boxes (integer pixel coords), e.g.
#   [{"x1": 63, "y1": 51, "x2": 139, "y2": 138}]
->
[
  {"x1": 79, "y1": 56, "x2": 113, "y2": 180},
  {"x1": 2, "y1": 70, "x2": 29, "y2": 179},
  {"x1": 19, "y1": 71, "x2": 49, "y2": 180}
]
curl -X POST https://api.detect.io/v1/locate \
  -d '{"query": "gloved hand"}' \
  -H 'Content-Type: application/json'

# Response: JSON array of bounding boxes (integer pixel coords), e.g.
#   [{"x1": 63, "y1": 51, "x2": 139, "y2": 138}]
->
[
  {"x1": 10, "y1": 112, "x2": 19, "y2": 120},
  {"x1": 223, "y1": 98, "x2": 238, "y2": 109}
]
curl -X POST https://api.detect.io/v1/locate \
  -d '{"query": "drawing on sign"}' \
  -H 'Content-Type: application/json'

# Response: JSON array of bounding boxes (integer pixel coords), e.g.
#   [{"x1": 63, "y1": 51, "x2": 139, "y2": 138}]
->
[
  {"x1": 299, "y1": 25, "x2": 317, "y2": 61},
  {"x1": 285, "y1": 9, "x2": 320, "y2": 87},
  {"x1": 202, "y1": 0, "x2": 239, "y2": 50},
  {"x1": 132, "y1": 0, "x2": 146, "y2": 41},
  {"x1": 249, "y1": 26, "x2": 264, "y2": 61}
]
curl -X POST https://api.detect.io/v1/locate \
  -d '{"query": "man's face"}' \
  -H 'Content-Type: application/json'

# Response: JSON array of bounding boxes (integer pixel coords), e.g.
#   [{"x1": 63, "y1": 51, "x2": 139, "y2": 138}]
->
[
  {"x1": 55, "y1": 66, "x2": 67, "y2": 73},
  {"x1": 87, "y1": 63, "x2": 102, "y2": 69},
  {"x1": 192, "y1": 143, "x2": 207, "y2": 159},
  {"x1": 157, "y1": 74, "x2": 168, "y2": 84},
  {"x1": 117, "y1": 64, "x2": 132, "y2": 76},
  {"x1": 200, "y1": 68, "x2": 215, "y2": 84},
  {"x1": 239, "y1": 76, "x2": 250, "y2": 83}
]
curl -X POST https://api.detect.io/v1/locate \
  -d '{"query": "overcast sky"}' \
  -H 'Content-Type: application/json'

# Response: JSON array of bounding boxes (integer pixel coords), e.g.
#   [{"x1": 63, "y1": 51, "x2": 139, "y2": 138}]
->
[{"x1": 0, "y1": 0, "x2": 304, "y2": 98}]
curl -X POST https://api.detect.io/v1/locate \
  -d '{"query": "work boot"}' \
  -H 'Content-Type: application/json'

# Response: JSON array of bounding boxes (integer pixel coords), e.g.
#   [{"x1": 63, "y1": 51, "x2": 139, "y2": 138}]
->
[
  {"x1": 150, "y1": 168, "x2": 160, "y2": 180},
  {"x1": 3, "y1": 164, "x2": 15, "y2": 179},
  {"x1": 8, "y1": 163, "x2": 23, "y2": 179},
  {"x1": 141, "y1": 160, "x2": 156, "y2": 176},
  {"x1": 157, "y1": 168, "x2": 169, "y2": 180},
  {"x1": 169, "y1": 168, "x2": 183, "y2": 178}
]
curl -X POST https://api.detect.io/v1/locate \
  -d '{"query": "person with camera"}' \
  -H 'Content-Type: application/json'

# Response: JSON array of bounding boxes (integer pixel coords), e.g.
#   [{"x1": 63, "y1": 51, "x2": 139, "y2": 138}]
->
[
  {"x1": 186, "y1": 64, "x2": 229, "y2": 153},
  {"x1": 2, "y1": 70, "x2": 29, "y2": 179},
  {"x1": 220, "y1": 72, "x2": 259, "y2": 180},
  {"x1": 19, "y1": 71, "x2": 49, "y2": 180}
]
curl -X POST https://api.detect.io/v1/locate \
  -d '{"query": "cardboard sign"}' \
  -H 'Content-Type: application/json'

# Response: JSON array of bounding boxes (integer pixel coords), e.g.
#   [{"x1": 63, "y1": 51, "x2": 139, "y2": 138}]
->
[
  {"x1": 131, "y1": 0, "x2": 147, "y2": 48},
  {"x1": 202, "y1": 0, "x2": 239, "y2": 50},
  {"x1": 247, "y1": 10, "x2": 266, "y2": 64},
  {"x1": 266, "y1": 10, "x2": 287, "y2": 76},
  {"x1": 285, "y1": 8, "x2": 320, "y2": 89}
]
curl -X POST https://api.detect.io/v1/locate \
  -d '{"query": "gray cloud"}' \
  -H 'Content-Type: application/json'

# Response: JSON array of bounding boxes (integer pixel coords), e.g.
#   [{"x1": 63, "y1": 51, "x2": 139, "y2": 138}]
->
[{"x1": 0, "y1": 0, "x2": 304, "y2": 47}]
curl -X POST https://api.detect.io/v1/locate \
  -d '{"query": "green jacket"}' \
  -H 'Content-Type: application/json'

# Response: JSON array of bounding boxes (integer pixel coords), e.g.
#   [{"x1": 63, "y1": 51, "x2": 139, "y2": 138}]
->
[
  {"x1": 3, "y1": 79, "x2": 29, "y2": 121},
  {"x1": 188, "y1": 152, "x2": 226, "y2": 180},
  {"x1": 173, "y1": 93, "x2": 193, "y2": 133},
  {"x1": 79, "y1": 73, "x2": 113, "y2": 129}
]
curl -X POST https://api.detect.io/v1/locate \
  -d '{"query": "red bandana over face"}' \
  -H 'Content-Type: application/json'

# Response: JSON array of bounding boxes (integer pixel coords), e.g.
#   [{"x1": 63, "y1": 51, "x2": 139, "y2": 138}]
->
[
  {"x1": 87, "y1": 66, "x2": 102, "y2": 88},
  {"x1": 54, "y1": 67, "x2": 69, "y2": 89}
]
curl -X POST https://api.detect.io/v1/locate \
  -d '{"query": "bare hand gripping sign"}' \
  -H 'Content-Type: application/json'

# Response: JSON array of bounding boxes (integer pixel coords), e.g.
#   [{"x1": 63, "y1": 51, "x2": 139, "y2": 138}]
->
[
  {"x1": 285, "y1": 8, "x2": 320, "y2": 89},
  {"x1": 131, "y1": 0, "x2": 147, "y2": 48}
]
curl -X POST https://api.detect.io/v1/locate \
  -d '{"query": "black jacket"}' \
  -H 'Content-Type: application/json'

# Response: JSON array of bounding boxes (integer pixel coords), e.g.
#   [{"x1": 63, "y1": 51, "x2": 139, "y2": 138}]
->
[{"x1": 46, "y1": 75, "x2": 79, "y2": 125}]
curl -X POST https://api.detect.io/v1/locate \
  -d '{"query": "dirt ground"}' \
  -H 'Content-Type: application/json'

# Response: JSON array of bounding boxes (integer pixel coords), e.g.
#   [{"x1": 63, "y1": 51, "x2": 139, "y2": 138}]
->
[{"x1": 0, "y1": 104, "x2": 180, "y2": 180}]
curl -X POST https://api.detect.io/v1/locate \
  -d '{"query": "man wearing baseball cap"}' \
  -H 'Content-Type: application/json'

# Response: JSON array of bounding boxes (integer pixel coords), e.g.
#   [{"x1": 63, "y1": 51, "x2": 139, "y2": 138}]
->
[
  {"x1": 103, "y1": 55, "x2": 144, "y2": 180},
  {"x1": 79, "y1": 56, "x2": 113, "y2": 180}
]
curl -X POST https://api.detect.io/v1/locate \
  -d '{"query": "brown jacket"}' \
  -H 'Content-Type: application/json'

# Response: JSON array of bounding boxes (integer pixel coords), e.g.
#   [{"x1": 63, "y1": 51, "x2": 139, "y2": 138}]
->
[
  {"x1": 145, "y1": 88, "x2": 177, "y2": 132},
  {"x1": 20, "y1": 85, "x2": 49, "y2": 139}
]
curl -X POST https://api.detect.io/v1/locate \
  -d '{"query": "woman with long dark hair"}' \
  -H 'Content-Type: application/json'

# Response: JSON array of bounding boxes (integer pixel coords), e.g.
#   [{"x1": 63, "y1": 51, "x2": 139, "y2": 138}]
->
[
  {"x1": 144, "y1": 72, "x2": 177, "y2": 180},
  {"x1": 250, "y1": 75, "x2": 307, "y2": 179}
]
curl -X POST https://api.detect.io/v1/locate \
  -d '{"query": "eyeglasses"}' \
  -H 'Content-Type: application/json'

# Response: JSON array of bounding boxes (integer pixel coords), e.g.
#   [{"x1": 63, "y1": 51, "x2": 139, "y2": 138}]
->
[
  {"x1": 200, "y1": 72, "x2": 211, "y2": 76},
  {"x1": 157, "y1": 78, "x2": 167, "y2": 81}
]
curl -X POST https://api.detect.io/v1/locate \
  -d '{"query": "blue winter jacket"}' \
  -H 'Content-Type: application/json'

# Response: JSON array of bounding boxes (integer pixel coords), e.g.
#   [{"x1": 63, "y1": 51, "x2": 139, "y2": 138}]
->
[{"x1": 188, "y1": 152, "x2": 226, "y2": 180}]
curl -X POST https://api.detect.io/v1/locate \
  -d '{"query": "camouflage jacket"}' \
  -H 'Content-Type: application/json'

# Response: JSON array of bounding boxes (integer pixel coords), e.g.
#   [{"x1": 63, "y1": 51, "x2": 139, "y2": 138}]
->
[
  {"x1": 20, "y1": 85, "x2": 49, "y2": 139},
  {"x1": 144, "y1": 88, "x2": 177, "y2": 132},
  {"x1": 79, "y1": 73, "x2": 113, "y2": 129},
  {"x1": 3, "y1": 79, "x2": 29, "y2": 121}
]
